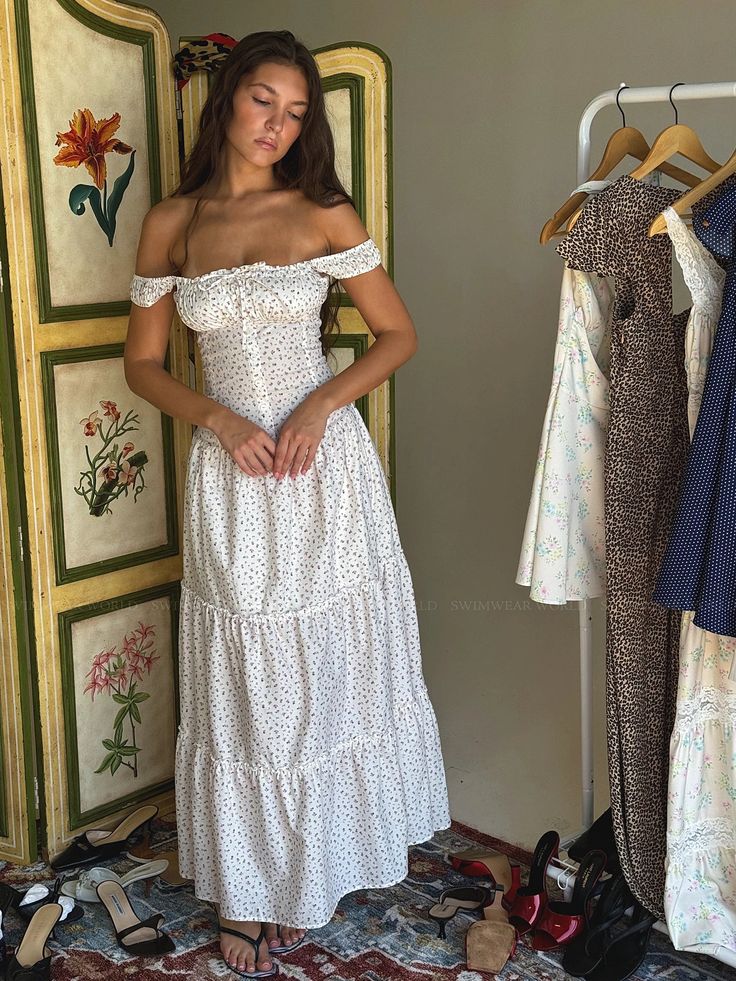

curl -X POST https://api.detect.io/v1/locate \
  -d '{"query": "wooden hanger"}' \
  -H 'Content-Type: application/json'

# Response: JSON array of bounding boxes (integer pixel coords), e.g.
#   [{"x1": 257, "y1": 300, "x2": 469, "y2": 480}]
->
[
  {"x1": 628, "y1": 123, "x2": 721, "y2": 182},
  {"x1": 567, "y1": 85, "x2": 720, "y2": 236},
  {"x1": 540, "y1": 127, "x2": 701, "y2": 244},
  {"x1": 648, "y1": 145, "x2": 736, "y2": 236},
  {"x1": 542, "y1": 86, "x2": 702, "y2": 245}
]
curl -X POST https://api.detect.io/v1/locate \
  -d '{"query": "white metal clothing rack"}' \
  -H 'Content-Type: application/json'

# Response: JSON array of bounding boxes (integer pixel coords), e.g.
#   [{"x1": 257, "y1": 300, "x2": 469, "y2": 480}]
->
[{"x1": 566, "y1": 79, "x2": 736, "y2": 971}]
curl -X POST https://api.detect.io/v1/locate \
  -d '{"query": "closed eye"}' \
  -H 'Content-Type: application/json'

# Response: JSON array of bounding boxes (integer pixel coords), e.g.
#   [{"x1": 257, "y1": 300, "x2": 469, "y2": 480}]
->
[{"x1": 252, "y1": 96, "x2": 303, "y2": 121}]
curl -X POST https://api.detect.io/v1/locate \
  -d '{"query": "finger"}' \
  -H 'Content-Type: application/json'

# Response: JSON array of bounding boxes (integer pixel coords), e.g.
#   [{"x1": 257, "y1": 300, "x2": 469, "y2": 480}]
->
[
  {"x1": 243, "y1": 446, "x2": 270, "y2": 475},
  {"x1": 232, "y1": 447, "x2": 259, "y2": 477},
  {"x1": 251, "y1": 442, "x2": 275, "y2": 473},
  {"x1": 281, "y1": 443, "x2": 299, "y2": 479},
  {"x1": 290, "y1": 443, "x2": 309, "y2": 477},
  {"x1": 273, "y1": 436, "x2": 291, "y2": 477},
  {"x1": 300, "y1": 444, "x2": 318, "y2": 474}
]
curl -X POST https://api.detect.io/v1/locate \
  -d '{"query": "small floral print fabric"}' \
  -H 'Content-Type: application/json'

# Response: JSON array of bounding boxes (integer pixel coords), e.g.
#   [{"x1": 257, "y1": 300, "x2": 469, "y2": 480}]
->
[
  {"x1": 665, "y1": 620, "x2": 736, "y2": 955},
  {"x1": 129, "y1": 238, "x2": 452, "y2": 928},
  {"x1": 516, "y1": 265, "x2": 613, "y2": 603},
  {"x1": 662, "y1": 203, "x2": 736, "y2": 956}
]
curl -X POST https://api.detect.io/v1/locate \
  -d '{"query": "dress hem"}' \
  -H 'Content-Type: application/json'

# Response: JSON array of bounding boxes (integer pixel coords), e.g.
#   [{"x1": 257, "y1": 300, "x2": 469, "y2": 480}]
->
[{"x1": 182, "y1": 820, "x2": 453, "y2": 929}]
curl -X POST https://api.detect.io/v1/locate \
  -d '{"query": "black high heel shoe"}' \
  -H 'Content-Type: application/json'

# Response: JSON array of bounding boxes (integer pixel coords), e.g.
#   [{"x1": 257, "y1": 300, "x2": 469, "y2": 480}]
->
[
  {"x1": 50, "y1": 804, "x2": 158, "y2": 871},
  {"x1": 0, "y1": 875, "x2": 84, "y2": 927},
  {"x1": 428, "y1": 886, "x2": 495, "y2": 939},
  {"x1": 3, "y1": 902, "x2": 62, "y2": 980},
  {"x1": 562, "y1": 872, "x2": 633, "y2": 977},
  {"x1": 96, "y1": 879, "x2": 175, "y2": 956},
  {"x1": 589, "y1": 899, "x2": 656, "y2": 981}
]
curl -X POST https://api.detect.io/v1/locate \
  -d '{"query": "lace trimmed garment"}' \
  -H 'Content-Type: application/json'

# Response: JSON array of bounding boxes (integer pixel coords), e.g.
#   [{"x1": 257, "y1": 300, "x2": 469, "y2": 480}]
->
[
  {"x1": 516, "y1": 265, "x2": 613, "y2": 603},
  {"x1": 661, "y1": 206, "x2": 736, "y2": 955},
  {"x1": 129, "y1": 237, "x2": 451, "y2": 928}
]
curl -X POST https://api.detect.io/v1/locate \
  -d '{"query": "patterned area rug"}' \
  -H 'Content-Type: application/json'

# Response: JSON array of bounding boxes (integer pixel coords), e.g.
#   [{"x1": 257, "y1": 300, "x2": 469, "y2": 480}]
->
[{"x1": 0, "y1": 817, "x2": 733, "y2": 979}]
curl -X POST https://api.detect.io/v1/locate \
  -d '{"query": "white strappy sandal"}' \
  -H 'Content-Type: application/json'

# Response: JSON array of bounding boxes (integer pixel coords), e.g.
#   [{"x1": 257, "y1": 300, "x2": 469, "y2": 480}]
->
[{"x1": 58, "y1": 859, "x2": 169, "y2": 902}]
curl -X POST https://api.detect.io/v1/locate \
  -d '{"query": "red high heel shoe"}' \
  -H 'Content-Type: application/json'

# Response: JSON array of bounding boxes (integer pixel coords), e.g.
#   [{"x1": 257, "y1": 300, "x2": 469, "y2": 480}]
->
[
  {"x1": 506, "y1": 830, "x2": 560, "y2": 936},
  {"x1": 530, "y1": 849, "x2": 607, "y2": 951}
]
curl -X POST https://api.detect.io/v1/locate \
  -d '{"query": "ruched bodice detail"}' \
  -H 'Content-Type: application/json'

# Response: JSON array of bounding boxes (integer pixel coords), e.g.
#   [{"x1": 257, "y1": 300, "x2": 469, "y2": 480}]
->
[{"x1": 129, "y1": 237, "x2": 382, "y2": 435}]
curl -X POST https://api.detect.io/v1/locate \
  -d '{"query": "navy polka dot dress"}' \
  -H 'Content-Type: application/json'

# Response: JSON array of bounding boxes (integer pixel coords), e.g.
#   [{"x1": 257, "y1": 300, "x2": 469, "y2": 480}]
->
[
  {"x1": 129, "y1": 238, "x2": 452, "y2": 928},
  {"x1": 654, "y1": 179, "x2": 736, "y2": 636}
]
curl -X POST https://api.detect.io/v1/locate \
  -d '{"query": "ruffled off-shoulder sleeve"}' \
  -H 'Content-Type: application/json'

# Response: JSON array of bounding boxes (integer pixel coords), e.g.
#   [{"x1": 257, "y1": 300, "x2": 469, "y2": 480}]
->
[
  {"x1": 310, "y1": 237, "x2": 382, "y2": 280},
  {"x1": 130, "y1": 273, "x2": 177, "y2": 307}
]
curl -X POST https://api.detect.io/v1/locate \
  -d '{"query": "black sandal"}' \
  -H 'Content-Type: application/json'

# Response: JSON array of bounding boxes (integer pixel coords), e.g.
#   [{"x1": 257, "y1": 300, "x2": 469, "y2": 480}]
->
[
  {"x1": 428, "y1": 885, "x2": 494, "y2": 939},
  {"x1": 49, "y1": 804, "x2": 158, "y2": 871},
  {"x1": 0, "y1": 876, "x2": 84, "y2": 927},
  {"x1": 588, "y1": 900, "x2": 656, "y2": 981},
  {"x1": 267, "y1": 926, "x2": 308, "y2": 954},
  {"x1": 3, "y1": 902, "x2": 62, "y2": 980},
  {"x1": 96, "y1": 879, "x2": 175, "y2": 956},
  {"x1": 562, "y1": 872, "x2": 633, "y2": 977},
  {"x1": 219, "y1": 922, "x2": 280, "y2": 977}
]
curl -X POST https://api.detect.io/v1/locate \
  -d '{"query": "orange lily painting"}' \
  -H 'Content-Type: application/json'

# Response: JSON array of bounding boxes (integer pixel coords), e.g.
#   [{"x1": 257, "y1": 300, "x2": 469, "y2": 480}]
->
[{"x1": 53, "y1": 107, "x2": 136, "y2": 246}]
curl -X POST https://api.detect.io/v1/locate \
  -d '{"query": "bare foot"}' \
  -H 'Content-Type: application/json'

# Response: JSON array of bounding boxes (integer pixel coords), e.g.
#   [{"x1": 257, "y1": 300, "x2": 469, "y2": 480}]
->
[
  {"x1": 218, "y1": 915, "x2": 273, "y2": 974},
  {"x1": 263, "y1": 921, "x2": 307, "y2": 949}
]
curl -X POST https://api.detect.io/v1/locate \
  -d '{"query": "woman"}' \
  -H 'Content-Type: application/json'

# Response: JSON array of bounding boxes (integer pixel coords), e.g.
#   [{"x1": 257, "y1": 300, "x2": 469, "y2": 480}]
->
[{"x1": 125, "y1": 29, "x2": 451, "y2": 978}]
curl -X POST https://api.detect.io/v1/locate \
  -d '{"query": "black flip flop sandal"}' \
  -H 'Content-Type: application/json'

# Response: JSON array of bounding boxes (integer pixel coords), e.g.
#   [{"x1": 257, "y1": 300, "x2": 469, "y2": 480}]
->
[
  {"x1": 219, "y1": 923, "x2": 279, "y2": 976},
  {"x1": 267, "y1": 926, "x2": 308, "y2": 954}
]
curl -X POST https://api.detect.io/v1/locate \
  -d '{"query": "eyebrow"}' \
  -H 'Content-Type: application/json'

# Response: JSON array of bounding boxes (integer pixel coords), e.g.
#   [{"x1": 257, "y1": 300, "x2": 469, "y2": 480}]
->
[{"x1": 249, "y1": 81, "x2": 309, "y2": 107}]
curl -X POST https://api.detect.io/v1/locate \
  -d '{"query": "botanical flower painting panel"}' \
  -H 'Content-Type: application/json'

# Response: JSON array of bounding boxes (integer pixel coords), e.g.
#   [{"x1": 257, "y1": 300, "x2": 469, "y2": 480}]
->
[
  {"x1": 52, "y1": 355, "x2": 170, "y2": 569},
  {"x1": 27, "y1": 0, "x2": 152, "y2": 307},
  {"x1": 71, "y1": 595, "x2": 176, "y2": 817}
]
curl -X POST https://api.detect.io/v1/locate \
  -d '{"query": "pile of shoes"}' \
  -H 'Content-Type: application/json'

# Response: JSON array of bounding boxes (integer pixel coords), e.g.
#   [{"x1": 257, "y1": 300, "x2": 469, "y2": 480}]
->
[
  {"x1": 437, "y1": 810, "x2": 656, "y2": 979},
  {"x1": 0, "y1": 804, "x2": 175, "y2": 980}
]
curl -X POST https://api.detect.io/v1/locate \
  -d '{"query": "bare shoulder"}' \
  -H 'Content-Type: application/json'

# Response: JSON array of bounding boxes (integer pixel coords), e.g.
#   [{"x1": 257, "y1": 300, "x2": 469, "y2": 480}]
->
[
  {"x1": 313, "y1": 194, "x2": 370, "y2": 253},
  {"x1": 134, "y1": 195, "x2": 195, "y2": 277}
]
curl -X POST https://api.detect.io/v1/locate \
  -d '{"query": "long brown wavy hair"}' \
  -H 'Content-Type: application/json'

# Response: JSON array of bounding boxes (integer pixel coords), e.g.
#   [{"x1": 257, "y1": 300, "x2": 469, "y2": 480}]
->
[{"x1": 169, "y1": 30, "x2": 354, "y2": 355}]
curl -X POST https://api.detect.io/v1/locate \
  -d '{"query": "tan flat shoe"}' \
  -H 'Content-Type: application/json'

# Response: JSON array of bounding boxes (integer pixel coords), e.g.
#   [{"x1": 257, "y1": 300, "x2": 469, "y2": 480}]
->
[{"x1": 465, "y1": 884, "x2": 517, "y2": 974}]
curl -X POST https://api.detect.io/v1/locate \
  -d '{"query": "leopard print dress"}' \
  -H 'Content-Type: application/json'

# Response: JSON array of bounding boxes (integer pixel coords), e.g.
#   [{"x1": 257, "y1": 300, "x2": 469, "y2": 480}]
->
[{"x1": 557, "y1": 174, "x2": 690, "y2": 918}]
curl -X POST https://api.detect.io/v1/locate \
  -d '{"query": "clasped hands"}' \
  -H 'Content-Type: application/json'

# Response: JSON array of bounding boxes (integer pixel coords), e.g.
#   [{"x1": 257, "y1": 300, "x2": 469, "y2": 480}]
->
[{"x1": 213, "y1": 393, "x2": 331, "y2": 479}]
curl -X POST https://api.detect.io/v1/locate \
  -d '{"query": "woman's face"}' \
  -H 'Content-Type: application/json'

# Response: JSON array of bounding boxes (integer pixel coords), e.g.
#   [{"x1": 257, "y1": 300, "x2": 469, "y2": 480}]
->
[{"x1": 227, "y1": 61, "x2": 309, "y2": 166}]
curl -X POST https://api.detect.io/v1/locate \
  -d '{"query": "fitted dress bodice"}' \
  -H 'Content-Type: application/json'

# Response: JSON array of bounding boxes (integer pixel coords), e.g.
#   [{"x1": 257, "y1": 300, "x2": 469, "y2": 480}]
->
[{"x1": 129, "y1": 237, "x2": 382, "y2": 436}]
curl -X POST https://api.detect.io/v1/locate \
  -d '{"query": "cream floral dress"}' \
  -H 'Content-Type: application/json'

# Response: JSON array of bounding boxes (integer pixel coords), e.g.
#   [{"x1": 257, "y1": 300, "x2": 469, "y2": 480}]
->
[
  {"x1": 662, "y1": 207, "x2": 736, "y2": 955},
  {"x1": 516, "y1": 265, "x2": 613, "y2": 603}
]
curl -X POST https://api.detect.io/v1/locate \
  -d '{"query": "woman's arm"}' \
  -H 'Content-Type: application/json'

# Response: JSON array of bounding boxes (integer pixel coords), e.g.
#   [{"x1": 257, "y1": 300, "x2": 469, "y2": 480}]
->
[
  {"x1": 308, "y1": 201, "x2": 418, "y2": 414},
  {"x1": 124, "y1": 200, "x2": 229, "y2": 431},
  {"x1": 272, "y1": 201, "x2": 418, "y2": 479},
  {"x1": 124, "y1": 201, "x2": 275, "y2": 476}
]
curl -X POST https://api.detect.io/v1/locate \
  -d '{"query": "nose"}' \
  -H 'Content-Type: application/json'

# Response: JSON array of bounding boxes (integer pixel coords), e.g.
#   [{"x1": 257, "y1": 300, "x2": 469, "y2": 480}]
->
[{"x1": 266, "y1": 112, "x2": 284, "y2": 134}]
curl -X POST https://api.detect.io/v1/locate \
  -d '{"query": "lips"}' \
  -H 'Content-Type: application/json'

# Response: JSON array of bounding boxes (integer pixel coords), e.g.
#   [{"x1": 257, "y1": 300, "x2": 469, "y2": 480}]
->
[{"x1": 256, "y1": 139, "x2": 276, "y2": 150}]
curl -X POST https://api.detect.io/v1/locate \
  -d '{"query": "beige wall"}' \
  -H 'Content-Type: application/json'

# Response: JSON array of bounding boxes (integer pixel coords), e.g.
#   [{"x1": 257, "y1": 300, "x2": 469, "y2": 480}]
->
[{"x1": 142, "y1": 0, "x2": 736, "y2": 849}]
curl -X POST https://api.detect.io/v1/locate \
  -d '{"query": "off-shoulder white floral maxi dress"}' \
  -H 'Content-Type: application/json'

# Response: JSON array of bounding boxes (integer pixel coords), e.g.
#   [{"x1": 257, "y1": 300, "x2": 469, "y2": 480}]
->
[{"x1": 129, "y1": 237, "x2": 451, "y2": 929}]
